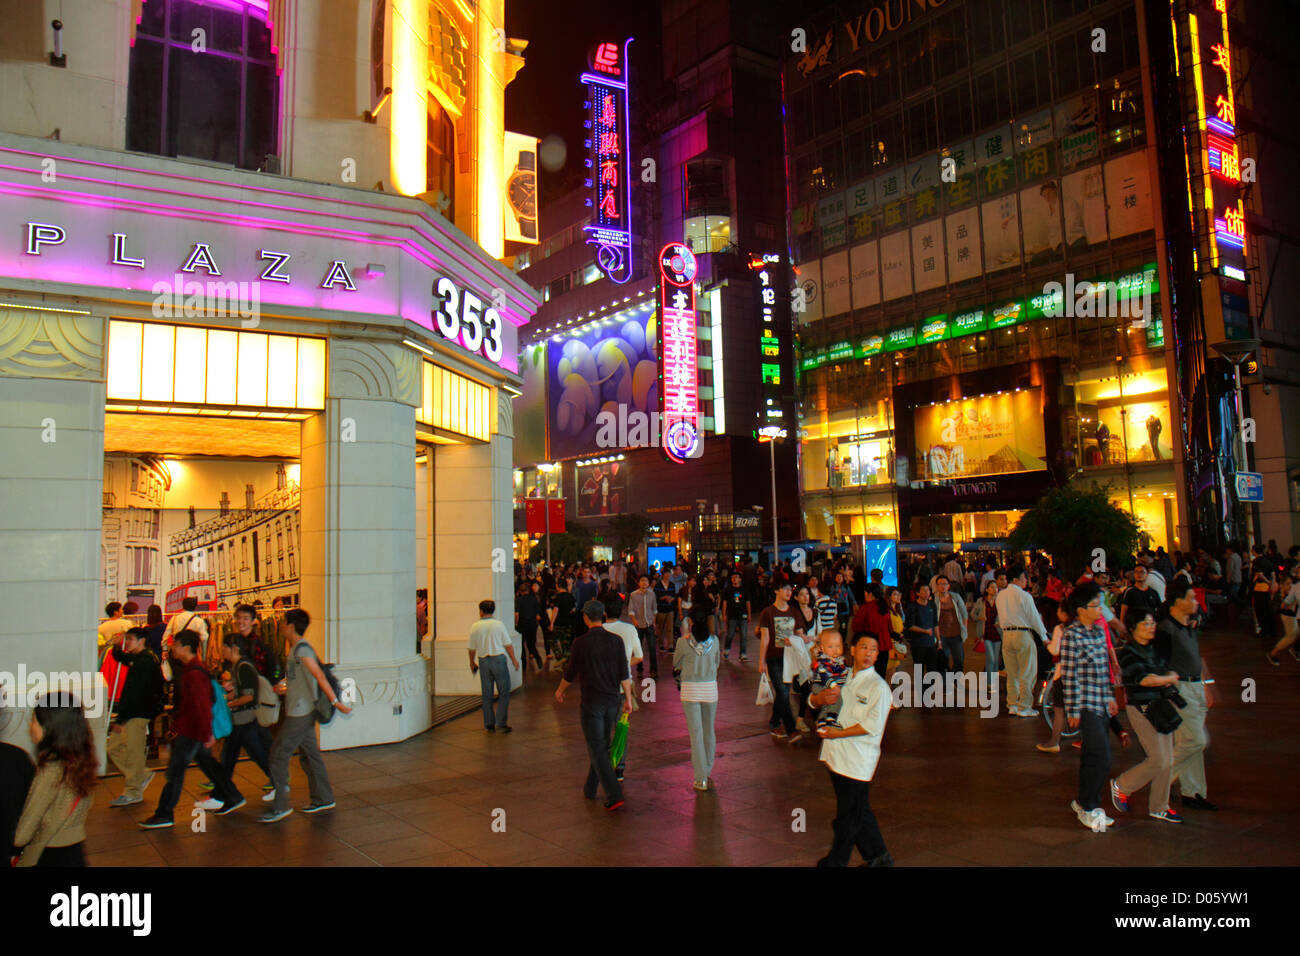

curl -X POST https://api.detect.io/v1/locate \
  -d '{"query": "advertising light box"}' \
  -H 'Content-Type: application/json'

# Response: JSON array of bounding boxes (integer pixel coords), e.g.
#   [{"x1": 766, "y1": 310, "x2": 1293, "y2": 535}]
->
[
  {"x1": 951, "y1": 309, "x2": 987, "y2": 337},
  {"x1": 990, "y1": 300, "x2": 1025, "y2": 328},
  {"x1": 856, "y1": 334, "x2": 884, "y2": 358},
  {"x1": 884, "y1": 324, "x2": 917, "y2": 351},
  {"x1": 918, "y1": 314, "x2": 950, "y2": 344}
]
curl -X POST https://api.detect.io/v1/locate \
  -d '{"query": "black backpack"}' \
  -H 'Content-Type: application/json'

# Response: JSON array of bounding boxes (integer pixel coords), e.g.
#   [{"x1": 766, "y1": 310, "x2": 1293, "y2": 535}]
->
[{"x1": 312, "y1": 658, "x2": 344, "y2": 724}]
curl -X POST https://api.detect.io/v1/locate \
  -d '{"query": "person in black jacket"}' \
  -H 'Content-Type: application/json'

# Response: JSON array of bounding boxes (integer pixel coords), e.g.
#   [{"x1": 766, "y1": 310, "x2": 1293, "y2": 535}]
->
[
  {"x1": 107, "y1": 627, "x2": 164, "y2": 807},
  {"x1": 0, "y1": 711, "x2": 36, "y2": 859},
  {"x1": 1109, "y1": 613, "x2": 1183, "y2": 823}
]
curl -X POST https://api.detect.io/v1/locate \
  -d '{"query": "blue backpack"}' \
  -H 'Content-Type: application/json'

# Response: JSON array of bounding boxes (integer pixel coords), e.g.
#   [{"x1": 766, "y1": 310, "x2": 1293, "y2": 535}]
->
[{"x1": 210, "y1": 678, "x2": 232, "y2": 740}]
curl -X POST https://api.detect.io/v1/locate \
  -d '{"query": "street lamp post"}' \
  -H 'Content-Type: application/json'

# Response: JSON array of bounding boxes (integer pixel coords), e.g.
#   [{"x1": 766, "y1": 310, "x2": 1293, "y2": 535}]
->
[
  {"x1": 1211, "y1": 339, "x2": 1261, "y2": 553},
  {"x1": 758, "y1": 426, "x2": 786, "y2": 570},
  {"x1": 537, "y1": 462, "x2": 559, "y2": 568}
]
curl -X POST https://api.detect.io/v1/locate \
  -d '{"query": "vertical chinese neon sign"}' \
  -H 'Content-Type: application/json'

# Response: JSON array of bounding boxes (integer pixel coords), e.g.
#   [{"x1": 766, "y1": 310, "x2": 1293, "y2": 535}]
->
[
  {"x1": 751, "y1": 253, "x2": 784, "y2": 426},
  {"x1": 659, "y1": 242, "x2": 701, "y2": 462},
  {"x1": 1191, "y1": 0, "x2": 1246, "y2": 264},
  {"x1": 581, "y1": 39, "x2": 634, "y2": 283}
]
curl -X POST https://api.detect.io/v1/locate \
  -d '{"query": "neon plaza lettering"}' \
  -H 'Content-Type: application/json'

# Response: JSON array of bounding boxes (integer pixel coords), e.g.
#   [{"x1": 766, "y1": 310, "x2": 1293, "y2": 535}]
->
[{"x1": 25, "y1": 223, "x2": 357, "y2": 290}]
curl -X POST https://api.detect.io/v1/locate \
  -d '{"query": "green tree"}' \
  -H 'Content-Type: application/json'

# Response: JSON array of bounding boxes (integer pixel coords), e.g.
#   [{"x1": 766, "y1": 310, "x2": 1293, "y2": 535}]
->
[
  {"x1": 608, "y1": 512, "x2": 651, "y2": 556},
  {"x1": 529, "y1": 520, "x2": 592, "y2": 566},
  {"x1": 1007, "y1": 483, "x2": 1140, "y2": 577}
]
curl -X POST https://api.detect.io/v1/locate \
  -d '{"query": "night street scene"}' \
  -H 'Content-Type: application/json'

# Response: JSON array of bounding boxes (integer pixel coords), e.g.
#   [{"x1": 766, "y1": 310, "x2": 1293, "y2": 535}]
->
[{"x1": 1, "y1": 0, "x2": 1297, "y2": 937}]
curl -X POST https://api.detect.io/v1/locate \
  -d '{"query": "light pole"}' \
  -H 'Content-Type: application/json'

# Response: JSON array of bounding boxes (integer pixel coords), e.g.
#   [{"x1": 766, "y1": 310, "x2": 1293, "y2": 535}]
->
[
  {"x1": 537, "y1": 462, "x2": 559, "y2": 568},
  {"x1": 1211, "y1": 339, "x2": 1260, "y2": 553},
  {"x1": 758, "y1": 426, "x2": 786, "y2": 570}
]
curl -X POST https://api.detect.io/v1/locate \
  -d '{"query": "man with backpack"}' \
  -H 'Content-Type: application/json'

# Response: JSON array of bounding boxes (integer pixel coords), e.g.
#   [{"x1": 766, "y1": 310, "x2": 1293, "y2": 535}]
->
[
  {"x1": 140, "y1": 630, "x2": 245, "y2": 828},
  {"x1": 107, "y1": 627, "x2": 164, "y2": 807},
  {"x1": 196, "y1": 634, "x2": 275, "y2": 811},
  {"x1": 261, "y1": 609, "x2": 351, "y2": 824}
]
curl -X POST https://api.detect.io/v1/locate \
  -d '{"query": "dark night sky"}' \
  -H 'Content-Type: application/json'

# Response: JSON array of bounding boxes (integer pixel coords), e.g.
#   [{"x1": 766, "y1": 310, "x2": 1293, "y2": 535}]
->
[{"x1": 504, "y1": 0, "x2": 662, "y2": 199}]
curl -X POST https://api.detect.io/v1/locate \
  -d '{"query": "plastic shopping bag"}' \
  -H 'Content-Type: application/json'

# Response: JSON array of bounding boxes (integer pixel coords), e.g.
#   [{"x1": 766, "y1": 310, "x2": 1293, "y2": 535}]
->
[
  {"x1": 756, "y1": 673, "x2": 775, "y2": 706},
  {"x1": 609, "y1": 712, "x2": 630, "y2": 768}
]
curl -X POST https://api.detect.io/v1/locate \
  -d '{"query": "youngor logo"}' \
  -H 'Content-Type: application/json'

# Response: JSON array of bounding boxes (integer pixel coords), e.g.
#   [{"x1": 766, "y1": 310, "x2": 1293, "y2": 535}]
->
[{"x1": 50, "y1": 886, "x2": 152, "y2": 936}]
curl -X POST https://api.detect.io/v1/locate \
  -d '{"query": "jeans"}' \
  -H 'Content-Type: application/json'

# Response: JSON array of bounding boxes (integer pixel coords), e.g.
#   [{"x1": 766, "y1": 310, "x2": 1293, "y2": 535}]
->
[
  {"x1": 941, "y1": 635, "x2": 965, "y2": 672},
  {"x1": 681, "y1": 700, "x2": 716, "y2": 783},
  {"x1": 982, "y1": 640, "x2": 1002, "y2": 681},
  {"x1": 654, "y1": 612, "x2": 675, "y2": 650},
  {"x1": 220, "y1": 719, "x2": 273, "y2": 783},
  {"x1": 723, "y1": 617, "x2": 747, "y2": 658},
  {"x1": 154, "y1": 734, "x2": 241, "y2": 820},
  {"x1": 579, "y1": 695, "x2": 624, "y2": 803},
  {"x1": 817, "y1": 770, "x2": 887, "y2": 866},
  {"x1": 912, "y1": 636, "x2": 939, "y2": 677},
  {"x1": 477, "y1": 654, "x2": 511, "y2": 728},
  {"x1": 1077, "y1": 710, "x2": 1112, "y2": 812},
  {"x1": 269, "y1": 714, "x2": 334, "y2": 812},
  {"x1": 636, "y1": 626, "x2": 657, "y2": 678},
  {"x1": 766, "y1": 661, "x2": 796, "y2": 734}
]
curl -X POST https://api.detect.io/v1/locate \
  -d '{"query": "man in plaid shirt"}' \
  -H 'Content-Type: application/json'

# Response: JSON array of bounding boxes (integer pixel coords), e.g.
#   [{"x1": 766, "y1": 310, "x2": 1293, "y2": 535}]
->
[{"x1": 1060, "y1": 581, "x2": 1118, "y2": 830}]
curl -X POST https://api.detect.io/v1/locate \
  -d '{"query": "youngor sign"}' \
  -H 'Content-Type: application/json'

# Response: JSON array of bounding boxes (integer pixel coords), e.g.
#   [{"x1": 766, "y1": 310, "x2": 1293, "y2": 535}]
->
[
  {"x1": 842, "y1": 0, "x2": 949, "y2": 54},
  {"x1": 581, "y1": 39, "x2": 634, "y2": 284},
  {"x1": 658, "y1": 242, "x2": 702, "y2": 463}
]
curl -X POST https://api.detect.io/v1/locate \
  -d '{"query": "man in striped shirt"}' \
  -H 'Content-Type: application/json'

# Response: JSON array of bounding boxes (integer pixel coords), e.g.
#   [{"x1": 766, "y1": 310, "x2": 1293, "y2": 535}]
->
[
  {"x1": 1060, "y1": 581, "x2": 1118, "y2": 830},
  {"x1": 812, "y1": 577, "x2": 838, "y2": 635}
]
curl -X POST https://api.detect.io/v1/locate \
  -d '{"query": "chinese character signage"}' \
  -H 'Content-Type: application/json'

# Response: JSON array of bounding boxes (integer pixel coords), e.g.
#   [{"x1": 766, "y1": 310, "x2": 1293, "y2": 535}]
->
[
  {"x1": 582, "y1": 40, "x2": 633, "y2": 283},
  {"x1": 658, "y1": 242, "x2": 701, "y2": 462},
  {"x1": 1191, "y1": 0, "x2": 1246, "y2": 269},
  {"x1": 754, "y1": 252, "x2": 784, "y2": 424}
]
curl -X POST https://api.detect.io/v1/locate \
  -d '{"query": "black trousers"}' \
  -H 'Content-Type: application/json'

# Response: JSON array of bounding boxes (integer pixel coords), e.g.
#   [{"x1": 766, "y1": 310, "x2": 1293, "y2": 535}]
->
[
  {"x1": 1077, "y1": 710, "x2": 1112, "y2": 812},
  {"x1": 154, "y1": 734, "x2": 241, "y2": 820},
  {"x1": 818, "y1": 770, "x2": 887, "y2": 866},
  {"x1": 34, "y1": 842, "x2": 85, "y2": 866},
  {"x1": 579, "y1": 696, "x2": 624, "y2": 803},
  {"x1": 518, "y1": 621, "x2": 542, "y2": 671},
  {"x1": 220, "y1": 719, "x2": 273, "y2": 781}
]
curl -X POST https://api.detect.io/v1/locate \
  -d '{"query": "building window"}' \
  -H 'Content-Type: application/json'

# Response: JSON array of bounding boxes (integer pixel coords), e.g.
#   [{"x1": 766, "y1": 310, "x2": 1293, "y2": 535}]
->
[
  {"x1": 427, "y1": 101, "x2": 456, "y2": 219},
  {"x1": 127, "y1": 0, "x2": 280, "y2": 171}
]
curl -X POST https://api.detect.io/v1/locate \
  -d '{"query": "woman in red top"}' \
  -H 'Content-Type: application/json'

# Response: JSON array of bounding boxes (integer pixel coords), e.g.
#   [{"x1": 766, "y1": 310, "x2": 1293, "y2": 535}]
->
[{"x1": 850, "y1": 584, "x2": 893, "y2": 679}]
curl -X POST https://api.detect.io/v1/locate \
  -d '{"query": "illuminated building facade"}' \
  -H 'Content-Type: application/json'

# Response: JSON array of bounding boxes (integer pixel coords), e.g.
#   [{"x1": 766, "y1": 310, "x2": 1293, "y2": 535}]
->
[
  {"x1": 784, "y1": 0, "x2": 1300, "y2": 560},
  {"x1": 510, "y1": 0, "x2": 801, "y2": 563},
  {"x1": 0, "y1": 0, "x2": 540, "y2": 753}
]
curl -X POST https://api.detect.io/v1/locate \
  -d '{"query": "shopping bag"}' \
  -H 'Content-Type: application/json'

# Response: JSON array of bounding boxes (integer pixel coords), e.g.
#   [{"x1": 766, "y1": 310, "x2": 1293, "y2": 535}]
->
[
  {"x1": 973, "y1": 638, "x2": 986, "y2": 654},
  {"x1": 609, "y1": 712, "x2": 629, "y2": 768},
  {"x1": 756, "y1": 673, "x2": 775, "y2": 706},
  {"x1": 784, "y1": 637, "x2": 811, "y2": 686}
]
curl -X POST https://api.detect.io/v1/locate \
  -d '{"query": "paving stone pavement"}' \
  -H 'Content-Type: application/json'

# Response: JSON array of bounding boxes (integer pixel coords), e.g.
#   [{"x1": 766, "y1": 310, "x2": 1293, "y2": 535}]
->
[{"x1": 81, "y1": 618, "x2": 1300, "y2": 866}]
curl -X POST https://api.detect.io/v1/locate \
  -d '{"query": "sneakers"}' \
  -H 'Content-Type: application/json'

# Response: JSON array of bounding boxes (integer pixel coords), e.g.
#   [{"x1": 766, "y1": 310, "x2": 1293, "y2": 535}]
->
[
  {"x1": 795, "y1": 718, "x2": 811, "y2": 733},
  {"x1": 604, "y1": 799, "x2": 625, "y2": 811},
  {"x1": 864, "y1": 851, "x2": 896, "y2": 867},
  {"x1": 1149, "y1": 809, "x2": 1184, "y2": 824},
  {"x1": 1109, "y1": 778, "x2": 1130, "y2": 813},
  {"x1": 1267, "y1": 653, "x2": 1281, "y2": 667},
  {"x1": 1290, "y1": 646, "x2": 1300, "y2": 662},
  {"x1": 1017, "y1": 708, "x2": 1040, "y2": 718},
  {"x1": 215, "y1": 797, "x2": 246, "y2": 815},
  {"x1": 259, "y1": 808, "x2": 293, "y2": 824},
  {"x1": 693, "y1": 780, "x2": 709, "y2": 792},
  {"x1": 498, "y1": 725, "x2": 513, "y2": 734},
  {"x1": 262, "y1": 782, "x2": 275, "y2": 792},
  {"x1": 787, "y1": 732, "x2": 804, "y2": 744},
  {"x1": 770, "y1": 730, "x2": 788, "y2": 740},
  {"x1": 263, "y1": 786, "x2": 288, "y2": 802},
  {"x1": 194, "y1": 797, "x2": 224, "y2": 811},
  {"x1": 139, "y1": 815, "x2": 174, "y2": 829},
  {"x1": 199, "y1": 780, "x2": 214, "y2": 792},
  {"x1": 740, "y1": 656, "x2": 749, "y2": 663},
  {"x1": 616, "y1": 772, "x2": 625, "y2": 782},
  {"x1": 1071, "y1": 800, "x2": 1113, "y2": 830},
  {"x1": 110, "y1": 794, "x2": 144, "y2": 808},
  {"x1": 1035, "y1": 743, "x2": 1060, "y2": 753},
  {"x1": 300, "y1": 801, "x2": 336, "y2": 813},
  {"x1": 1181, "y1": 794, "x2": 1218, "y2": 811}
]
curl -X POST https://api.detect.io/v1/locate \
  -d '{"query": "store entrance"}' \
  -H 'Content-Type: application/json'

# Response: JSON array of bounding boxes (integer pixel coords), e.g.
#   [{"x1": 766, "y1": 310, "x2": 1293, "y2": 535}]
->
[{"x1": 101, "y1": 412, "x2": 305, "y2": 672}]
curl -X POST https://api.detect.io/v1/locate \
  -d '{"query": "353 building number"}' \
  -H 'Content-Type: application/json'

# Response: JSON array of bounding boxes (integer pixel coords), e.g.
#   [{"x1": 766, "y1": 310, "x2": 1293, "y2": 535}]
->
[{"x1": 432, "y1": 276, "x2": 504, "y2": 364}]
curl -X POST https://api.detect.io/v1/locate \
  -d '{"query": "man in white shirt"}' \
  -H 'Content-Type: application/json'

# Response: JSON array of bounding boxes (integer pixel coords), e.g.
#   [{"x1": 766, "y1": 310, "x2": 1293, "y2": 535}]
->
[
  {"x1": 995, "y1": 564, "x2": 1045, "y2": 717},
  {"x1": 467, "y1": 599, "x2": 519, "y2": 733},
  {"x1": 601, "y1": 596, "x2": 642, "y2": 783},
  {"x1": 98, "y1": 602, "x2": 132, "y2": 651},
  {"x1": 942, "y1": 554, "x2": 965, "y2": 593},
  {"x1": 161, "y1": 597, "x2": 209, "y2": 661},
  {"x1": 810, "y1": 633, "x2": 894, "y2": 867}
]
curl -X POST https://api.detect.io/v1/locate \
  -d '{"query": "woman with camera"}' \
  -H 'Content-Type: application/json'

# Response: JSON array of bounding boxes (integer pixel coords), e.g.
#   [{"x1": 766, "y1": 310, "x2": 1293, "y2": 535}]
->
[{"x1": 1108, "y1": 612, "x2": 1183, "y2": 824}]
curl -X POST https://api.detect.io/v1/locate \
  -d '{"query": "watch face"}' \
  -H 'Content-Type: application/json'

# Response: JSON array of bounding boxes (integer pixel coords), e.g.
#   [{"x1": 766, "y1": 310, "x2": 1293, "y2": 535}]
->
[{"x1": 508, "y1": 171, "x2": 536, "y2": 218}]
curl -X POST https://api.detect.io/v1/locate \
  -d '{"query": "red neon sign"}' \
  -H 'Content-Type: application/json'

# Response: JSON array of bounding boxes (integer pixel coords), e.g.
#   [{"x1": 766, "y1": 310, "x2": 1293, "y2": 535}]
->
[
  {"x1": 658, "y1": 242, "x2": 701, "y2": 462},
  {"x1": 591, "y1": 42, "x2": 621, "y2": 77}
]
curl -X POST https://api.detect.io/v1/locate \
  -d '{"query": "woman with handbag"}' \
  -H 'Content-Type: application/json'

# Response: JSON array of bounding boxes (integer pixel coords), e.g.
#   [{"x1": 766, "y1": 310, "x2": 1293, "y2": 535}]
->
[
  {"x1": 11, "y1": 695, "x2": 97, "y2": 866},
  {"x1": 1109, "y1": 613, "x2": 1183, "y2": 823}
]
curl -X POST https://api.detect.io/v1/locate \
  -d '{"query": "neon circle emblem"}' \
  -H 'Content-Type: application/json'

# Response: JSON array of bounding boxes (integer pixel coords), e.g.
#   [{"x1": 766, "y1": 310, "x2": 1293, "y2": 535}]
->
[
  {"x1": 664, "y1": 420, "x2": 700, "y2": 462},
  {"x1": 659, "y1": 242, "x2": 697, "y2": 286}
]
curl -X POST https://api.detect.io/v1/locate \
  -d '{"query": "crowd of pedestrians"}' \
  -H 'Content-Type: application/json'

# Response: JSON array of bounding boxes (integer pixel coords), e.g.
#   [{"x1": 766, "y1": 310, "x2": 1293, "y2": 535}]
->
[{"x1": 4, "y1": 537, "x2": 1284, "y2": 866}]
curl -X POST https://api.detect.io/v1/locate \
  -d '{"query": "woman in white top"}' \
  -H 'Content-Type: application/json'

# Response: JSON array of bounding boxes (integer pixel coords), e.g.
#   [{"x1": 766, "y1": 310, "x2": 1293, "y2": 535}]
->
[
  {"x1": 1267, "y1": 570, "x2": 1300, "y2": 665},
  {"x1": 673, "y1": 615, "x2": 720, "y2": 791},
  {"x1": 789, "y1": 586, "x2": 819, "y2": 734}
]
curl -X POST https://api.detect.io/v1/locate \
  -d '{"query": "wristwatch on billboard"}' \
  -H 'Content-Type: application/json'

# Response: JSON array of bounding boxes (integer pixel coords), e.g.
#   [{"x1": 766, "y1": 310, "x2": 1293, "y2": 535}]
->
[{"x1": 507, "y1": 149, "x2": 537, "y2": 240}]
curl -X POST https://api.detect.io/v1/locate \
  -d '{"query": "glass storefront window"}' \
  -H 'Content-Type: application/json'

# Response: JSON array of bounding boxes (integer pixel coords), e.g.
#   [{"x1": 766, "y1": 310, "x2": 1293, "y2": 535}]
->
[
  {"x1": 1076, "y1": 368, "x2": 1172, "y2": 466},
  {"x1": 802, "y1": 402, "x2": 893, "y2": 492}
]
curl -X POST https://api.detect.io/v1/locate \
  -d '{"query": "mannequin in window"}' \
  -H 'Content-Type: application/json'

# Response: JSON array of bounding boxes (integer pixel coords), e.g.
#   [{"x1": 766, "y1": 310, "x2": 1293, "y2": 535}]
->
[
  {"x1": 827, "y1": 444, "x2": 839, "y2": 489},
  {"x1": 1095, "y1": 421, "x2": 1110, "y2": 464}
]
